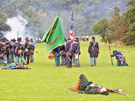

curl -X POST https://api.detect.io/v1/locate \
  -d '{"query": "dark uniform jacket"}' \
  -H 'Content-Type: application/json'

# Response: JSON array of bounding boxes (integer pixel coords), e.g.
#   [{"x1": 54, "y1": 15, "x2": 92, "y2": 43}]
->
[
  {"x1": 88, "y1": 40, "x2": 99, "y2": 57},
  {"x1": 10, "y1": 41, "x2": 16, "y2": 53},
  {"x1": 60, "y1": 45, "x2": 65, "y2": 52},
  {"x1": 111, "y1": 51, "x2": 125, "y2": 65},
  {"x1": 65, "y1": 40, "x2": 73, "y2": 55},
  {"x1": 73, "y1": 42, "x2": 80, "y2": 55},
  {"x1": 5, "y1": 42, "x2": 11, "y2": 55},
  {"x1": 24, "y1": 41, "x2": 30, "y2": 56},
  {"x1": 60, "y1": 45, "x2": 66, "y2": 56},
  {"x1": 53, "y1": 46, "x2": 61, "y2": 53},
  {"x1": 15, "y1": 42, "x2": 20, "y2": 56}
]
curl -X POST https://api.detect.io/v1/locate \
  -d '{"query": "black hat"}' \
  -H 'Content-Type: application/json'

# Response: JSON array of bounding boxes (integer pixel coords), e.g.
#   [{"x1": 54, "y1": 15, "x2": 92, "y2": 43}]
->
[
  {"x1": 92, "y1": 37, "x2": 95, "y2": 39},
  {"x1": 17, "y1": 38, "x2": 21, "y2": 42},
  {"x1": 3, "y1": 37, "x2": 7, "y2": 42},
  {"x1": 75, "y1": 37, "x2": 79, "y2": 39},
  {"x1": 74, "y1": 39, "x2": 79, "y2": 43},
  {"x1": 12, "y1": 38, "x2": 16, "y2": 42},
  {"x1": 30, "y1": 38, "x2": 33, "y2": 42},
  {"x1": 25, "y1": 37, "x2": 29, "y2": 41}
]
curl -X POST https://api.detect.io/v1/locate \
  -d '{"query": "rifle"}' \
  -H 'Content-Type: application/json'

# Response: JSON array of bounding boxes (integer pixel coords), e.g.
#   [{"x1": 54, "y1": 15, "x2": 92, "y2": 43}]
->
[
  {"x1": 109, "y1": 45, "x2": 113, "y2": 65},
  {"x1": 107, "y1": 88, "x2": 130, "y2": 96}
]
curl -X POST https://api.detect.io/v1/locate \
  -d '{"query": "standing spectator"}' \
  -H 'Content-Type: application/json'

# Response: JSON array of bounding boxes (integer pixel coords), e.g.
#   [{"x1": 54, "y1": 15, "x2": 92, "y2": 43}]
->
[
  {"x1": 86, "y1": 35, "x2": 89, "y2": 41},
  {"x1": 39, "y1": 38, "x2": 41, "y2": 43},
  {"x1": 53, "y1": 46, "x2": 61, "y2": 66},
  {"x1": 35, "y1": 38, "x2": 38, "y2": 43},
  {"x1": 65, "y1": 39, "x2": 73, "y2": 68},
  {"x1": 24, "y1": 37, "x2": 30, "y2": 65},
  {"x1": 88, "y1": 37, "x2": 99, "y2": 66}
]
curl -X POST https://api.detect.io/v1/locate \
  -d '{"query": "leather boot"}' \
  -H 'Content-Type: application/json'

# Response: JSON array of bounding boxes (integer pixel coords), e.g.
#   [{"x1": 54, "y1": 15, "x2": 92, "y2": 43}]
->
[{"x1": 68, "y1": 78, "x2": 81, "y2": 91}]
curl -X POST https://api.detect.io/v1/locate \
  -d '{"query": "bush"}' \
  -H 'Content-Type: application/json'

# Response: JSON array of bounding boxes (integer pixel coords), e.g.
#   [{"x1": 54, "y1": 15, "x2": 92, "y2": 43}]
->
[{"x1": 121, "y1": 32, "x2": 135, "y2": 45}]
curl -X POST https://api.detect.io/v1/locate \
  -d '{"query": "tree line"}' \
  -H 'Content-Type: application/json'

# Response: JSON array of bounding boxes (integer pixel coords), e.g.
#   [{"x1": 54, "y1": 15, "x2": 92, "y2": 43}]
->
[
  {"x1": 0, "y1": 0, "x2": 127, "y2": 41},
  {"x1": 92, "y1": 0, "x2": 135, "y2": 45}
]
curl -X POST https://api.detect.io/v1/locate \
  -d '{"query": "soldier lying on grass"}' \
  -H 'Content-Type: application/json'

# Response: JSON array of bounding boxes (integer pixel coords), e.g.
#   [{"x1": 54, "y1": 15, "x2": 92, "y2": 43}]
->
[
  {"x1": 2, "y1": 63, "x2": 29, "y2": 69},
  {"x1": 68, "y1": 74, "x2": 123, "y2": 95}
]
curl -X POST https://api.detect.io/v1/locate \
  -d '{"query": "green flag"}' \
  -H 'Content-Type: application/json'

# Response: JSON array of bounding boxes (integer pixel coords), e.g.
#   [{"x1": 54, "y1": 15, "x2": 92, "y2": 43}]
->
[{"x1": 42, "y1": 15, "x2": 65, "y2": 51}]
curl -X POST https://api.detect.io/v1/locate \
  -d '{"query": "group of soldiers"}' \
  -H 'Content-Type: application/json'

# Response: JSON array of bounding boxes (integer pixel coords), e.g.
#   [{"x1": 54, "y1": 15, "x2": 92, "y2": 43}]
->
[
  {"x1": 0, "y1": 37, "x2": 35, "y2": 67},
  {"x1": 52, "y1": 36, "x2": 99, "y2": 68},
  {"x1": 52, "y1": 35, "x2": 129, "y2": 68},
  {"x1": 52, "y1": 37, "x2": 81, "y2": 68}
]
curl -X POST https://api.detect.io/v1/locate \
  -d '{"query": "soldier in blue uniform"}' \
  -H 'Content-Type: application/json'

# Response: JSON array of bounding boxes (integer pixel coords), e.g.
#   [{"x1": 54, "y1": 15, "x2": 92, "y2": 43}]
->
[
  {"x1": 88, "y1": 37, "x2": 99, "y2": 66},
  {"x1": 111, "y1": 50, "x2": 128, "y2": 66}
]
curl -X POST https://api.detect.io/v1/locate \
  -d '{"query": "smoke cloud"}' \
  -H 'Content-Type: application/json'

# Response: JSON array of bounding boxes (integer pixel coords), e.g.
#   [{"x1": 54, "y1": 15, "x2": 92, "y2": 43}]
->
[{"x1": 1, "y1": 10, "x2": 35, "y2": 41}]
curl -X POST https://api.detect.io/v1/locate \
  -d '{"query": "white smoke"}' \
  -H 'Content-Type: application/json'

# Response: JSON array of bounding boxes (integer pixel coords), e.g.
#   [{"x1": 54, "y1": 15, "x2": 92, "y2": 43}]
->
[{"x1": 1, "y1": 10, "x2": 33, "y2": 41}]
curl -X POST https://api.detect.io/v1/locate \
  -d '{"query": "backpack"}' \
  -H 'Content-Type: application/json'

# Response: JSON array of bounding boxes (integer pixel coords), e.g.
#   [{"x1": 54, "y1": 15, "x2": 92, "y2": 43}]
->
[{"x1": 117, "y1": 55, "x2": 126, "y2": 63}]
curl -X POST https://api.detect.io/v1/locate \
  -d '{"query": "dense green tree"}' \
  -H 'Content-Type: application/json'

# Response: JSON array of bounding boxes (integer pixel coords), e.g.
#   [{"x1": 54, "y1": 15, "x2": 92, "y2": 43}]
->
[
  {"x1": 110, "y1": 5, "x2": 120, "y2": 18},
  {"x1": 108, "y1": 17, "x2": 128, "y2": 40},
  {"x1": 121, "y1": 0, "x2": 135, "y2": 45},
  {"x1": 1, "y1": 0, "x2": 19, "y2": 16},
  {"x1": 0, "y1": 8, "x2": 10, "y2": 31},
  {"x1": 107, "y1": 5, "x2": 128, "y2": 41},
  {"x1": 92, "y1": 17, "x2": 108, "y2": 41},
  {"x1": 0, "y1": 33, "x2": 3, "y2": 39},
  {"x1": 24, "y1": 6, "x2": 37, "y2": 19}
]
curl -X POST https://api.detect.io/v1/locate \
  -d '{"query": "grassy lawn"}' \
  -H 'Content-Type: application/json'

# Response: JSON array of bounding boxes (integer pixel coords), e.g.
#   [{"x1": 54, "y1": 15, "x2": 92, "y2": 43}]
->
[{"x1": 0, "y1": 37, "x2": 135, "y2": 101}]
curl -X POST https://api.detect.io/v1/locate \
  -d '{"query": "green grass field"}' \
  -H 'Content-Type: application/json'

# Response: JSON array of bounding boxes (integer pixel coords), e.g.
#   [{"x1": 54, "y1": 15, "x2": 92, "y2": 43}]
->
[{"x1": 0, "y1": 37, "x2": 135, "y2": 101}]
